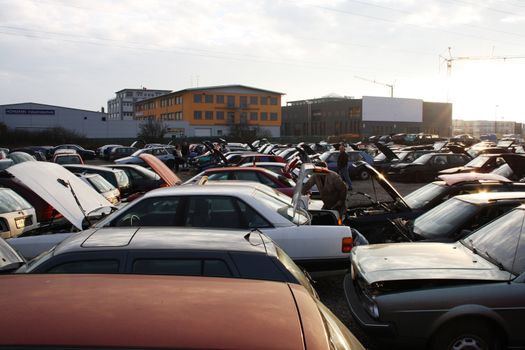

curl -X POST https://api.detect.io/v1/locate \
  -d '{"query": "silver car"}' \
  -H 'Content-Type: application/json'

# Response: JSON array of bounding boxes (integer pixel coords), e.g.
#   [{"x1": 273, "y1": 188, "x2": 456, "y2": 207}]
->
[{"x1": 0, "y1": 188, "x2": 38, "y2": 239}]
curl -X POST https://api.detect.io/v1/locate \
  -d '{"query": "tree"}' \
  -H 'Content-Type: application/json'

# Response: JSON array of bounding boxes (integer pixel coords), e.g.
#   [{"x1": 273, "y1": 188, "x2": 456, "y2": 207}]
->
[{"x1": 137, "y1": 118, "x2": 167, "y2": 143}]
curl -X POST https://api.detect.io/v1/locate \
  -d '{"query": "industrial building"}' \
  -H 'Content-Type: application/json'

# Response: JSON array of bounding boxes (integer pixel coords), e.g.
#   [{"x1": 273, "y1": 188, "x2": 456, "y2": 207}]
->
[
  {"x1": 453, "y1": 119, "x2": 523, "y2": 138},
  {"x1": 134, "y1": 85, "x2": 284, "y2": 137},
  {"x1": 282, "y1": 95, "x2": 452, "y2": 139},
  {"x1": 107, "y1": 88, "x2": 171, "y2": 120}
]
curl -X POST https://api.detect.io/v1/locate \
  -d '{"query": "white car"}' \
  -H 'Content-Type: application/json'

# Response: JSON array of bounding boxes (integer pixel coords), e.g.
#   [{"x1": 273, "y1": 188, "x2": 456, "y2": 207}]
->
[
  {"x1": 92, "y1": 182, "x2": 353, "y2": 271},
  {"x1": 0, "y1": 188, "x2": 38, "y2": 239}
]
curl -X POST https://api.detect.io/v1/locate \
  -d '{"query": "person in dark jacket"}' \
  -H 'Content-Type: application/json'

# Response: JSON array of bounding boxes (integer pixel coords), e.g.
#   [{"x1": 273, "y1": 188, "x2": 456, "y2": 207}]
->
[{"x1": 337, "y1": 144, "x2": 352, "y2": 190}]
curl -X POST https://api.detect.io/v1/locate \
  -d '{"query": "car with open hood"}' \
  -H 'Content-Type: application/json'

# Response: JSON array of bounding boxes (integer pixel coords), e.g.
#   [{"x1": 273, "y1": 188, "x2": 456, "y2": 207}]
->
[
  {"x1": 346, "y1": 162, "x2": 525, "y2": 243},
  {"x1": 115, "y1": 147, "x2": 176, "y2": 168},
  {"x1": 491, "y1": 153, "x2": 525, "y2": 182},
  {"x1": 344, "y1": 205, "x2": 525, "y2": 350},
  {"x1": 103, "y1": 163, "x2": 164, "y2": 193},
  {"x1": 372, "y1": 143, "x2": 433, "y2": 173},
  {"x1": 63, "y1": 164, "x2": 131, "y2": 196}
]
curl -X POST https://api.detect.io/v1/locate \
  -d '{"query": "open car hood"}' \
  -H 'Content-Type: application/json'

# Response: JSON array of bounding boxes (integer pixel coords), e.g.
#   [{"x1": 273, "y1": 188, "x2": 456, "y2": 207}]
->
[
  {"x1": 292, "y1": 163, "x2": 329, "y2": 214},
  {"x1": 139, "y1": 154, "x2": 182, "y2": 186},
  {"x1": 374, "y1": 143, "x2": 398, "y2": 161},
  {"x1": 7, "y1": 162, "x2": 113, "y2": 230},
  {"x1": 501, "y1": 153, "x2": 525, "y2": 179},
  {"x1": 359, "y1": 162, "x2": 410, "y2": 209}
]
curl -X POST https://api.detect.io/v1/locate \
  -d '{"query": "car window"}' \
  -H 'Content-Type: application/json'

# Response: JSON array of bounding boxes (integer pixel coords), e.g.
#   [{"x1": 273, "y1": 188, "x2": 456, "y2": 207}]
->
[
  {"x1": 234, "y1": 171, "x2": 261, "y2": 182},
  {"x1": 207, "y1": 172, "x2": 230, "y2": 181},
  {"x1": 462, "y1": 209, "x2": 525, "y2": 274},
  {"x1": 47, "y1": 260, "x2": 119, "y2": 273},
  {"x1": 132, "y1": 259, "x2": 232, "y2": 277},
  {"x1": 109, "y1": 197, "x2": 181, "y2": 227},
  {"x1": 236, "y1": 199, "x2": 271, "y2": 229},
  {"x1": 449, "y1": 155, "x2": 467, "y2": 164},
  {"x1": 185, "y1": 196, "x2": 242, "y2": 228},
  {"x1": 0, "y1": 188, "x2": 32, "y2": 213},
  {"x1": 256, "y1": 172, "x2": 277, "y2": 188},
  {"x1": 327, "y1": 153, "x2": 338, "y2": 162},
  {"x1": 348, "y1": 152, "x2": 362, "y2": 162},
  {"x1": 432, "y1": 155, "x2": 448, "y2": 166}
]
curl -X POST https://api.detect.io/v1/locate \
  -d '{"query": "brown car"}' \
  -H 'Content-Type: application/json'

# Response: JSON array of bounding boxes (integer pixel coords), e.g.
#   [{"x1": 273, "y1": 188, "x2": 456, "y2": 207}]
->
[{"x1": 0, "y1": 274, "x2": 364, "y2": 349}]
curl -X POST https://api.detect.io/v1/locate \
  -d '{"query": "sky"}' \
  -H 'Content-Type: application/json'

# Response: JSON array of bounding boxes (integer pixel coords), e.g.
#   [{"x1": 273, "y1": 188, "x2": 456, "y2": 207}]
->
[{"x1": 1, "y1": 0, "x2": 525, "y2": 123}]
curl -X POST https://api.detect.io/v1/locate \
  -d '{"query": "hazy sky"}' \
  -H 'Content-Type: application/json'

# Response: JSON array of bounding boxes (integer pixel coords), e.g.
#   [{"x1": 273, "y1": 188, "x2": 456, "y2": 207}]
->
[{"x1": 1, "y1": 0, "x2": 525, "y2": 123}]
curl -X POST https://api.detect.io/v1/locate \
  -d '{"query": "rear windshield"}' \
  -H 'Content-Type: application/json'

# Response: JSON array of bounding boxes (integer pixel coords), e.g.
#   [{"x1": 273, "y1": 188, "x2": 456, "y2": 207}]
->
[
  {"x1": 403, "y1": 182, "x2": 447, "y2": 209},
  {"x1": 114, "y1": 170, "x2": 130, "y2": 188},
  {"x1": 88, "y1": 175, "x2": 116, "y2": 193},
  {"x1": 55, "y1": 155, "x2": 81, "y2": 164},
  {"x1": 0, "y1": 188, "x2": 32, "y2": 214}
]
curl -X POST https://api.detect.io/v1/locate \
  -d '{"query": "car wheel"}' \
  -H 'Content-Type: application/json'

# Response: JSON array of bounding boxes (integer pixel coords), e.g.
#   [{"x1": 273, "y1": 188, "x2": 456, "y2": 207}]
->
[
  {"x1": 430, "y1": 320, "x2": 502, "y2": 350},
  {"x1": 356, "y1": 168, "x2": 369, "y2": 181}
]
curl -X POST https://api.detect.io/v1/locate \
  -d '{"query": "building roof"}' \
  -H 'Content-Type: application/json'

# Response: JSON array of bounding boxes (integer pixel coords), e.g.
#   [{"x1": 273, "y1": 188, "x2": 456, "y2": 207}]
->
[
  {"x1": 173, "y1": 84, "x2": 285, "y2": 95},
  {"x1": 0, "y1": 102, "x2": 106, "y2": 114},
  {"x1": 114, "y1": 88, "x2": 172, "y2": 94}
]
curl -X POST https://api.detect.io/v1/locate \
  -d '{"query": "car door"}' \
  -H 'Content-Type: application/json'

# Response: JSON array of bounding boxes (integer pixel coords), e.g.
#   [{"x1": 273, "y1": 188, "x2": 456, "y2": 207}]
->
[{"x1": 107, "y1": 196, "x2": 184, "y2": 227}]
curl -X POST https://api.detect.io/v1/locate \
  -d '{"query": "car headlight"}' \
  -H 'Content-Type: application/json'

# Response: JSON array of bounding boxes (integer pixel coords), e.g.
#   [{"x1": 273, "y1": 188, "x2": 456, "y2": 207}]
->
[{"x1": 15, "y1": 217, "x2": 26, "y2": 229}]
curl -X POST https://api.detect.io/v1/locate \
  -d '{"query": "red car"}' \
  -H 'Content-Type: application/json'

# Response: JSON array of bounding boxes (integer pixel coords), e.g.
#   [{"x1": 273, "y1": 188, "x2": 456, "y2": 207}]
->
[{"x1": 186, "y1": 166, "x2": 296, "y2": 197}]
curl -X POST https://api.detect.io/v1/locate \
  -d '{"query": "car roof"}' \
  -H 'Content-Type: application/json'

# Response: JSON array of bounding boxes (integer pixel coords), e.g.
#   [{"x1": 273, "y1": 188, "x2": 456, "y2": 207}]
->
[
  {"x1": 53, "y1": 227, "x2": 276, "y2": 257},
  {"x1": 455, "y1": 191, "x2": 525, "y2": 205},
  {"x1": 437, "y1": 173, "x2": 512, "y2": 186},
  {"x1": 145, "y1": 182, "x2": 260, "y2": 197},
  {"x1": 0, "y1": 274, "x2": 306, "y2": 349}
]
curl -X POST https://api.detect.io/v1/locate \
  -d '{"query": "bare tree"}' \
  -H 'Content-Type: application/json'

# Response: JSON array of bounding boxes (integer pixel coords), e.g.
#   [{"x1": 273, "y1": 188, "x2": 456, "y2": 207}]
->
[{"x1": 137, "y1": 118, "x2": 167, "y2": 143}]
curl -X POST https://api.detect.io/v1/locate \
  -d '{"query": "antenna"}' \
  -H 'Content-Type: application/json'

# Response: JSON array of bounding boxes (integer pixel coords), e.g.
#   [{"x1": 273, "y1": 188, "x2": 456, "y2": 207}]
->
[{"x1": 354, "y1": 76, "x2": 395, "y2": 97}]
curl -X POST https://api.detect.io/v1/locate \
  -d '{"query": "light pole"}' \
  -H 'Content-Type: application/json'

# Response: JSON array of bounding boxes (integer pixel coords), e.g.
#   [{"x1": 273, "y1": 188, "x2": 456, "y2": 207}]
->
[{"x1": 494, "y1": 105, "x2": 499, "y2": 135}]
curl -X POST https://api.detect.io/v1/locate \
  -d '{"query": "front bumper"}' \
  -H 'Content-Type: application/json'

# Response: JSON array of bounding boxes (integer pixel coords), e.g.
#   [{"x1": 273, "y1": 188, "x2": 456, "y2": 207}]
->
[{"x1": 342, "y1": 273, "x2": 394, "y2": 337}]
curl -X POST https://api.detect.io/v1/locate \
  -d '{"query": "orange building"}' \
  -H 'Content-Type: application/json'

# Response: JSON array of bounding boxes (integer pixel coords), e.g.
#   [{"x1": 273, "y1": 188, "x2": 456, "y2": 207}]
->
[{"x1": 134, "y1": 85, "x2": 284, "y2": 137}]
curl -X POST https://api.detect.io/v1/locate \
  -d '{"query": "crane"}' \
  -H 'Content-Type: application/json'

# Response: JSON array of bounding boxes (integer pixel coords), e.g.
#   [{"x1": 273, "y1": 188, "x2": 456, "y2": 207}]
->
[
  {"x1": 354, "y1": 76, "x2": 394, "y2": 97},
  {"x1": 440, "y1": 47, "x2": 525, "y2": 76}
]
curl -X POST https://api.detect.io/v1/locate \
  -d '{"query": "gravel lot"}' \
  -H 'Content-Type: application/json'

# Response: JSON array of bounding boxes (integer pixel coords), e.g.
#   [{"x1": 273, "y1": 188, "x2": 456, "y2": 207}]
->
[{"x1": 317, "y1": 178, "x2": 423, "y2": 349}]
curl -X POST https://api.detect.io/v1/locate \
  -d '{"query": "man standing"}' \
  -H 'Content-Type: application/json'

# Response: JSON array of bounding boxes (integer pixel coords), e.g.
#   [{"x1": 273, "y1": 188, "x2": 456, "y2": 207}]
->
[
  {"x1": 337, "y1": 144, "x2": 352, "y2": 190},
  {"x1": 301, "y1": 161, "x2": 348, "y2": 217}
]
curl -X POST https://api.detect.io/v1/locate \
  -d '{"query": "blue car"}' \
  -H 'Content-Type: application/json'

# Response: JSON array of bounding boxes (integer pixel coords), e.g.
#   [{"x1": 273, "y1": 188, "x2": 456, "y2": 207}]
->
[{"x1": 319, "y1": 150, "x2": 374, "y2": 180}]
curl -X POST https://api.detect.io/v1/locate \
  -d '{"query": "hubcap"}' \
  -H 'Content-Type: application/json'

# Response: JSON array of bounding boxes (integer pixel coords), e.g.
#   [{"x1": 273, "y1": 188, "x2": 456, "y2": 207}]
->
[{"x1": 451, "y1": 336, "x2": 484, "y2": 350}]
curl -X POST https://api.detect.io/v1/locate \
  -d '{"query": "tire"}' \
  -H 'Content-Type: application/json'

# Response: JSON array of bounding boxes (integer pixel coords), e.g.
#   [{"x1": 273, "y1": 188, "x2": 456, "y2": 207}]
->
[
  {"x1": 430, "y1": 320, "x2": 502, "y2": 350},
  {"x1": 356, "y1": 168, "x2": 370, "y2": 181}
]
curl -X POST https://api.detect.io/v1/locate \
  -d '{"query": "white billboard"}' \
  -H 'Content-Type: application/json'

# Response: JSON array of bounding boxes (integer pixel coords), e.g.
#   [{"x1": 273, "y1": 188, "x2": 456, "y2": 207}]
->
[{"x1": 362, "y1": 96, "x2": 422, "y2": 122}]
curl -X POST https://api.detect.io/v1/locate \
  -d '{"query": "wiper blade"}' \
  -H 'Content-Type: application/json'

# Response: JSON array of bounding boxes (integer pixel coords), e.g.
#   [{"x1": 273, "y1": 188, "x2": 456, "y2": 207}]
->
[{"x1": 482, "y1": 250, "x2": 507, "y2": 271}]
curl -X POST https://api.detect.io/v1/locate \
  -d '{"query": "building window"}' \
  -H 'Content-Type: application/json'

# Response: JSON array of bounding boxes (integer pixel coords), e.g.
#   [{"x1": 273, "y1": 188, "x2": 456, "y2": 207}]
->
[
  {"x1": 205, "y1": 111, "x2": 213, "y2": 120},
  {"x1": 176, "y1": 96, "x2": 183, "y2": 104},
  {"x1": 205, "y1": 95, "x2": 213, "y2": 103},
  {"x1": 193, "y1": 94, "x2": 202, "y2": 103},
  {"x1": 216, "y1": 111, "x2": 225, "y2": 120},
  {"x1": 250, "y1": 112, "x2": 258, "y2": 120},
  {"x1": 216, "y1": 95, "x2": 225, "y2": 104},
  {"x1": 240, "y1": 112, "x2": 247, "y2": 123},
  {"x1": 261, "y1": 97, "x2": 268, "y2": 105},
  {"x1": 227, "y1": 96, "x2": 235, "y2": 107},
  {"x1": 270, "y1": 97, "x2": 278, "y2": 105},
  {"x1": 194, "y1": 111, "x2": 202, "y2": 119},
  {"x1": 175, "y1": 112, "x2": 183, "y2": 120},
  {"x1": 240, "y1": 96, "x2": 247, "y2": 108},
  {"x1": 260, "y1": 112, "x2": 268, "y2": 121},
  {"x1": 227, "y1": 112, "x2": 235, "y2": 123},
  {"x1": 270, "y1": 112, "x2": 278, "y2": 121},
  {"x1": 250, "y1": 96, "x2": 258, "y2": 105}
]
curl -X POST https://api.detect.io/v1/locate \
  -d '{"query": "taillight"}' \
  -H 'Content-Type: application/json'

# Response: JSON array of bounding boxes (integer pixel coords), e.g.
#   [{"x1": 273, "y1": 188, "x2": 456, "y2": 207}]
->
[{"x1": 342, "y1": 237, "x2": 353, "y2": 253}]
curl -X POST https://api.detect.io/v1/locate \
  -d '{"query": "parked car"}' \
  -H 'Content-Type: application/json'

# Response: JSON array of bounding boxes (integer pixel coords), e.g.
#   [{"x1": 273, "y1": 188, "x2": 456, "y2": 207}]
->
[
  {"x1": 387, "y1": 152, "x2": 471, "y2": 182},
  {"x1": 92, "y1": 182, "x2": 352, "y2": 271},
  {"x1": 9, "y1": 148, "x2": 46, "y2": 161},
  {"x1": 53, "y1": 144, "x2": 95, "y2": 160},
  {"x1": 373, "y1": 143, "x2": 434, "y2": 173},
  {"x1": 1, "y1": 273, "x2": 364, "y2": 349},
  {"x1": 103, "y1": 164, "x2": 164, "y2": 193},
  {"x1": 76, "y1": 173, "x2": 121, "y2": 205},
  {"x1": 344, "y1": 205, "x2": 525, "y2": 350},
  {"x1": 320, "y1": 150, "x2": 374, "y2": 180},
  {"x1": 385, "y1": 191, "x2": 525, "y2": 243},
  {"x1": 52, "y1": 150, "x2": 84, "y2": 165},
  {"x1": 346, "y1": 162, "x2": 525, "y2": 243},
  {"x1": 115, "y1": 147, "x2": 175, "y2": 168},
  {"x1": 439, "y1": 153, "x2": 507, "y2": 175},
  {"x1": 0, "y1": 188, "x2": 38, "y2": 239},
  {"x1": 63, "y1": 164, "x2": 131, "y2": 196},
  {"x1": 490, "y1": 153, "x2": 525, "y2": 181},
  {"x1": 185, "y1": 167, "x2": 297, "y2": 197},
  {"x1": 96, "y1": 144, "x2": 122, "y2": 159},
  {"x1": 227, "y1": 152, "x2": 286, "y2": 166},
  {"x1": 108, "y1": 146, "x2": 137, "y2": 161}
]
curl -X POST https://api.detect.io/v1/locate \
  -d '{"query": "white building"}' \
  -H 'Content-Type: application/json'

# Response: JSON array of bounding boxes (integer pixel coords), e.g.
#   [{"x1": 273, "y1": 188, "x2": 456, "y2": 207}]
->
[
  {"x1": 107, "y1": 88, "x2": 171, "y2": 120},
  {"x1": 453, "y1": 119, "x2": 522, "y2": 138}
]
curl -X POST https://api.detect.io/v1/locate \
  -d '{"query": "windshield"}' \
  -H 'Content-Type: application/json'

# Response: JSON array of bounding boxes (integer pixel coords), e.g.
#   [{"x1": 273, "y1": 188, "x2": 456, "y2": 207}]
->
[
  {"x1": 319, "y1": 152, "x2": 332, "y2": 161},
  {"x1": 413, "y1": 198, "x2": 479, "y2": 239},
  {"x1": 461, "y1": 209, "x2": 525, "y2": 275},
  {"x1": 253, "y1": 189, "x2": 308, "y2": 225},
  {"x1": 403, "y1": 182, "x2": 447, "y2": 209},
  {"x1": 492, "y1": 164, "x2": 513, "y2": 178},
  {"x1": 465, "y1": 155, "x2": 490, "y2": 168},
  {"x1": 374, "y1": 153, "x2": 387, "y2": 162},
  {"x1": 114, "y1": 170, "x2": 130, "y2": 188},
  {"x1": 412, "y1": 153, "x2": 433, "y2": 164},
  {"x1": 0, "y1": 188, "x2": 32, "y2": 213},
  {"x1": 88, "y1": 175, "x2": 115, "y2": 193}
]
